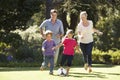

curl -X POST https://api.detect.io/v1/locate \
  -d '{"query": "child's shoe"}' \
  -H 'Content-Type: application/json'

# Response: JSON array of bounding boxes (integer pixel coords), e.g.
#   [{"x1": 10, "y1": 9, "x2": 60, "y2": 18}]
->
[
  {"x1": 40, "y1": 66, "x2": 44, "y2": 71},
  {"x1": 49, "y1": 72, "x2": 53, "y2": 75}
]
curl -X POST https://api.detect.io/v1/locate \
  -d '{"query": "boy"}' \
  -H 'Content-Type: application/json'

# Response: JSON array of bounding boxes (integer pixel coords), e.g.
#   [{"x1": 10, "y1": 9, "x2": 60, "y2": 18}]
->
[{"x1": 40, "y1": 30, "x2": 56, "y2": 75}]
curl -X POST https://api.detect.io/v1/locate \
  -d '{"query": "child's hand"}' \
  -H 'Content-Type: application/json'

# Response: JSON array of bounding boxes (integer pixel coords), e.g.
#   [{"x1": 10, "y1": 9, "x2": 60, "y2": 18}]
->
[
  {"x1": 76, "y1": 49, "x2": 82, "y2": 54},
  {"x1": 42, "y1": 48, "x2": 45, "y2": 52},
  {"x1": 52, "y1": 47, "x2": 56, "y2": 50}
]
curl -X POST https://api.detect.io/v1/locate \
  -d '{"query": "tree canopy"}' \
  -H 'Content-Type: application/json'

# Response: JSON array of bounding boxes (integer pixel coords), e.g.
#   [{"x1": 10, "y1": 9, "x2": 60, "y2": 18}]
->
[
  {"x1": 0, "y1": 0, "x2": 43, "y2": 32},
  {"x1": 0, "y1": 0, "x2": 120, "y2": 51}
]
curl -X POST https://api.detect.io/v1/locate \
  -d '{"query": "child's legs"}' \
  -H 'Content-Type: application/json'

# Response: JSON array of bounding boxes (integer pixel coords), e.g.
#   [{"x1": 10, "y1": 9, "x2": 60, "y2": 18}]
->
[
  {"x1": 60, "y1": 54, "x2": 67, "y2": 67},
  {"x1": 66, "y1": 55, "x2": 73, "y2": 75},
  {"x1": 80, "y1": 43, "x2": 87, "y2": 63},
  {"x1": 49, "y1": 56, "x2": 54, "y2": 73},
  {"x1": 86, "y1": 42, "x2": 93, "y2": 67},
  {"x1": 67, "y1": 55, "x2": 73, "y2": 67},
  {"x1": 42, "y1": 56, "x2": 49, "y2": 68}
]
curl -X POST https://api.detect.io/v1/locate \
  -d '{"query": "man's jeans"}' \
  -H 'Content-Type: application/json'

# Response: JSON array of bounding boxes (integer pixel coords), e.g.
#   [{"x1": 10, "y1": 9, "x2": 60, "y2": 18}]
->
[{"x1": 54, "y1": 48, "x2": 60, "y2": 65}]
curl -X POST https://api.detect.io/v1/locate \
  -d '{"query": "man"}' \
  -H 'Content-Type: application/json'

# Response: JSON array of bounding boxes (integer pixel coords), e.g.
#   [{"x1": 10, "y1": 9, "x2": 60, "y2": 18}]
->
[{"x1": 39, "y1": 9, "x2": 64, "y2": 65}]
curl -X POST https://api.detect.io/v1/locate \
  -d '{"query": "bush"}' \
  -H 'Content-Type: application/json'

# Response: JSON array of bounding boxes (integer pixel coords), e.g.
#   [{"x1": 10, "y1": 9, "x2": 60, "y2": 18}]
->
[
  {"x1": 0, "y1": 62, "x2": 41, "y2": 67},
  {"x1": 72, "y1": 53, "x2": 84, "y2": 66},
  {"x1": 110, "y1": 50, "x2": 120, "y2": 64},
  {"x1": 92, "y1": 49, "x2": 120, "y2": 65},
  {"x1": 0, "y1": 53, "x2": 7, "y2": 62},
  {"x1": 14, "y1": 44, "x2": 43, "y2": 63}
]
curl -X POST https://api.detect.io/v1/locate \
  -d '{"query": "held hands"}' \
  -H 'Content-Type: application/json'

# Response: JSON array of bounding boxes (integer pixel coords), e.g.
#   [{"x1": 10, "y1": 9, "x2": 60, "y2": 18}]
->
[
  {"x1": 42, "y1": 47, "x2": 56, "y2": 52},
  {"x1": 52, "y1": 47, "x2": 56, "y2": 50}
]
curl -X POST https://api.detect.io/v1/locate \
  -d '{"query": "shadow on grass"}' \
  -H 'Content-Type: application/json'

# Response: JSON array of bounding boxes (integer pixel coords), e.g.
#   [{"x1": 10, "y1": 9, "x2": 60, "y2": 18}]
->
[
  {"x1": 0, "y1": 67, "x2": 60, "y2": 72},
  {"x1": 69, "y1": 72, "x2": 107, "y2": 79},
  {"x1": 92, "y1": 64, "x2": 115, "y2": 68},
  {"x1": 93, "y1": 71, "x2": 120, "y2": 76},
  {"x1": 0, "y1": 67, "x2": 40, "y2": 72}
]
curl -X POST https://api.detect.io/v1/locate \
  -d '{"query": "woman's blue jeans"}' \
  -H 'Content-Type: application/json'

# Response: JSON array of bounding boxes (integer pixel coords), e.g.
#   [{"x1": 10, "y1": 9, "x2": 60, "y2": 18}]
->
[{"x1": 80, "y1": 42, "x2": 93, "y2": 67}]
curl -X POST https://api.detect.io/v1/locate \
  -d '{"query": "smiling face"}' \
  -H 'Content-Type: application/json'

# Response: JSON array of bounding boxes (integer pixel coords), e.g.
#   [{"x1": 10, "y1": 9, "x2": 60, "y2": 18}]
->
[
  {"x1": 50, "y1": 9, "x2": 57, "y2": 21},
  {"x1": 80, "y1": 11, "x2": 88, "y2": 22},
  {"x1": 51, "y1": 12, "x2": 57, "y2": 20},
  {"x1": 46, "y1": 34, "x2": 52, "y2": 41},
  {"x1": 81, "y1": 14, "x2": 87, "y2": 22}
]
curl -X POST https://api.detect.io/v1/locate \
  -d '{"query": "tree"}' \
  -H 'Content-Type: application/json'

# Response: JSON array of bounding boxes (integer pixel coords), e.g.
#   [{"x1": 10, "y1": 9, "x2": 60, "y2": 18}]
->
[{"x1": 0, "y1": 0, "x2": 43, "y2": 32}]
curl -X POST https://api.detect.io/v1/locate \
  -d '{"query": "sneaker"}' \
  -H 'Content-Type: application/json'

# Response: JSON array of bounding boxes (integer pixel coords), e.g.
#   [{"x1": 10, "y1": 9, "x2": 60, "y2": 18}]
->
[
  {"x1": 84, "y1": 63, "x2": 88, "y2": 70},
  {"x1": 49, "y1": 72, "x2": 53, "y2": 75},
  {"x1": 40, "y1": 66, "x2": 44, "y2": 71}
]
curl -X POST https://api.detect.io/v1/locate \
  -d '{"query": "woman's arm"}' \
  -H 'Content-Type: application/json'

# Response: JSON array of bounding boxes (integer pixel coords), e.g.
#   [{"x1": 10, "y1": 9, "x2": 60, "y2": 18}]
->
[{"x1": 93, "y1": 28, "x2": 103, "y2": 35}]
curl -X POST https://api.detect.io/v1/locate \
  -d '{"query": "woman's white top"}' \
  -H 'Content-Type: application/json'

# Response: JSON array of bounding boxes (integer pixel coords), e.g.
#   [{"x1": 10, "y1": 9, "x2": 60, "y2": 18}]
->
[{"x1": 77, "y1": 20, "x2": 94, "y2": 44}]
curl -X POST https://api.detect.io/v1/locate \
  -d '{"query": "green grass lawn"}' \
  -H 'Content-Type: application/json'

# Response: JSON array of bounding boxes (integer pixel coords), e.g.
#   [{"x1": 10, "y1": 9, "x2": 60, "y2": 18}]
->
[{"x1": 0, "y1": 64, "x2": 120, "y2": 80}]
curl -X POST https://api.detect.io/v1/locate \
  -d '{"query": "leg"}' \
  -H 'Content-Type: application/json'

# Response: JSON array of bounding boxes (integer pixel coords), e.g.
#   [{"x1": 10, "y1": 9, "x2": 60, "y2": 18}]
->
[
  {"x1": 80, "y1": 43, "x2": 87, "y2": 63},
  {"x1": 40, "y1": 56, "x2": 49, "y2": 70},
  {"x1": 49, "y1": 55, "x2": 54, "y2": 74},
  {"x1": 86, "y1": 42, "x2": 93, "y2": 72},
  {"x1": 60, "y1": 54, "x2": 67, "y2": 67},
  {"x1": 80, "y1": 43, "x2": 88, "y2": 70},
  {"x1": 86, "y1": 42, "x2": 93, "y2": 67},
  {"x1": 54, "y1": 48, "x2": 60, "y2": 65},
  {"x1": 66, "y1": 55, "x2": 73, "y2": 75}
]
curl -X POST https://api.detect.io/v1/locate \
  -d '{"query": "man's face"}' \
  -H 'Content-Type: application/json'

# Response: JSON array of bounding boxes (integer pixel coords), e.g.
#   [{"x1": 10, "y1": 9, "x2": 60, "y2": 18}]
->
[{"x1": 51, "y1": 12, "x2": 57, "y2": 20}]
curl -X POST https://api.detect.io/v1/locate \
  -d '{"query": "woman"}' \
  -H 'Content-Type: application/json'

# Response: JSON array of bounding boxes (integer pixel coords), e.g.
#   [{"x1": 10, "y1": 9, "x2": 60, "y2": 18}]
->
[{"x1": 77, "y1": 11, "x2": 102, "y2": 73}]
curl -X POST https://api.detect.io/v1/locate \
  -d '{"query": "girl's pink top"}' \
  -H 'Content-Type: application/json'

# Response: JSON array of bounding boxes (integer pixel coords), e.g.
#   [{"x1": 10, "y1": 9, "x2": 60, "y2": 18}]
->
[{"x1": 62, "y1": 38, "x2": 77, "y2": 55}]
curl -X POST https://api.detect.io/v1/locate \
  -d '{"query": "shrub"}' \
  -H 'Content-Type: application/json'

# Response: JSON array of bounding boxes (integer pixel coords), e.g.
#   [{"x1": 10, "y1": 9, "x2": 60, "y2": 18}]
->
[
  {"x1": 72, "y1": 53, "x2": 84, "y2": 66},
  {"x1": 0, "y1": 53, "x2": 7, "y2": 62},
  {"x1": 110, "y1": 50, "x2": 120, "y2": 64},
  {"x1": 92, "y1": 49, "x2": 120, "y2": 65}
]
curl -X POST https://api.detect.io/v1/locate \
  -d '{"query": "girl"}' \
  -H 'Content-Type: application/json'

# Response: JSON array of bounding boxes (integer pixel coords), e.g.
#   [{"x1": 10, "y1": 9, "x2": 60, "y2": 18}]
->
[{"x1": 58, "y1": 29, "x2": 80, "y2": 76}]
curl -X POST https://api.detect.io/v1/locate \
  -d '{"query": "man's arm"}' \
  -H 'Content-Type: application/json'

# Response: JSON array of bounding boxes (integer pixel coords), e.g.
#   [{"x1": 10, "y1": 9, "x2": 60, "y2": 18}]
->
[
  {"x1": 39, "y1": 20, "x2": 47, "y2": 38},
  {"x1": 57, "y1": 20, "x2": 64, "y2": 38}
]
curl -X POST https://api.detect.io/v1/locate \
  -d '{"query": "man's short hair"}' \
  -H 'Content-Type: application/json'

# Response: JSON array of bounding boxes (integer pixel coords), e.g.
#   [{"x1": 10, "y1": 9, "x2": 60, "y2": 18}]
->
[{"x1": 50, "y1": 9, "x2": 57, "y2": 14}]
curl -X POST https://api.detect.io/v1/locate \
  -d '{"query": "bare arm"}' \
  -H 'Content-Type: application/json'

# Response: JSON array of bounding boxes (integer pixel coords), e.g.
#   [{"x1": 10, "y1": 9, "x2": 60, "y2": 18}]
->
[
  {"x1": 52, "y1": 43, "x2": 63, "y2": 50},
  {"x1": 40, "y1": 28, "x2": 45, "y2": 38},
  {"x1": 75, "y1": 45, "x2": 81, "y2": 53},
  {"x1": 93, "y1": 28, "x2": 103, "y2": 35}
]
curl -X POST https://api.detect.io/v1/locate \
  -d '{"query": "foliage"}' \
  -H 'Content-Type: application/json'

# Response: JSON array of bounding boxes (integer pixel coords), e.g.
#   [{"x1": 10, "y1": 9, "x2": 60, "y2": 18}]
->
[
  {"x1": 12, "y1": 25, "x2": 43, "y2": 62},
  {"x1": 0, "y1": 0, "x2": 43, "y2": 32},
  {"x1": 92, "y1": 49, "x2": 120, "y2": 65},
  {"x1": 72, "y1": 53, "x2": 84, "y2": 66},
  {"x1": 0, "y1": 32, "x2": 22, "y2": 48},
  {"x1": 95, "y1": 15, "x2": 120, "y2": 51}
]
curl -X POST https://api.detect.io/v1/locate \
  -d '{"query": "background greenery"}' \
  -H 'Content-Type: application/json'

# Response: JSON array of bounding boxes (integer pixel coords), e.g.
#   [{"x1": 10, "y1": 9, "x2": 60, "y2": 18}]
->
[{"x1": 0, "y1": 0, "x2": 120, "y2": 67}]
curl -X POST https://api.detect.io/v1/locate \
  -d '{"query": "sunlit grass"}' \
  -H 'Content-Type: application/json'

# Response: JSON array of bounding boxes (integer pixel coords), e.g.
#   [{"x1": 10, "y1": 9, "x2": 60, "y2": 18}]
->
[{"x1": 0, "y1": 64, "x2": 120, "y2": 80}]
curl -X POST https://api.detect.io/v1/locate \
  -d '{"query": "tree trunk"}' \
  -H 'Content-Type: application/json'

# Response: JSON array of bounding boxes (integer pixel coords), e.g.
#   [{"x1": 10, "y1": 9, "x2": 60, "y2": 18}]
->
[
  {"x1": 60, "y1": 11, "x2": 69, "y2": 33},
  {"x1": 70, "y1": 13, "x2": 78, "y2": 32},
  {"x1": 46, "y1": 0, "x2": 53, "y2": 19}
]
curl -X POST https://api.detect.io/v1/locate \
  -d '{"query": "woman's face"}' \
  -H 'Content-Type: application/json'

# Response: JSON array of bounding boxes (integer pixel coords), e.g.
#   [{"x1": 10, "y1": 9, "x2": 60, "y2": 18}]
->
[{"x1": 81, "y1": 14, "x2": 87, "y2": 22}]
